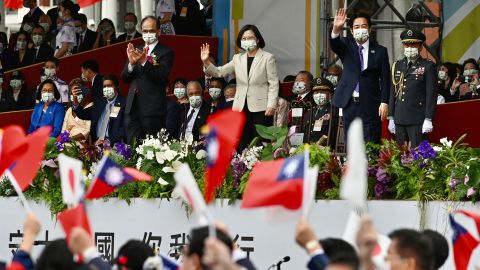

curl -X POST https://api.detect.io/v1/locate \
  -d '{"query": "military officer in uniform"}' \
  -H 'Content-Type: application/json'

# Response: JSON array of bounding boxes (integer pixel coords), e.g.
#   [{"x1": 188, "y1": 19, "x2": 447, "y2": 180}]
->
[
  {"x1": 388, "y1": 29, "x2": 437, "y2": 148},
  {"x1": 301, "y1": 77, "x2": 339, "y2": 147}
]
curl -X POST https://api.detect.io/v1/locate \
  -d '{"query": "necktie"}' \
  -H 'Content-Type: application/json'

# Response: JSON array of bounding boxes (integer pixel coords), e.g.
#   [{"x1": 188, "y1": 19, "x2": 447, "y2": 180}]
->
[
  {"x1": 407, "y1": 61, "x2": 413, "y2": 72},
  {"x1": 78, "y1": 35, "x2": 83, "y2": 49},
  {"x1": 354, "y1": 45, "x2": 364, "y2": 93},
  {"x1": 145, "y1": 46, "x2": 149, "y2": 56},
  {"x1": 296, "y1": 95, "x2": 302, "y2": 101},
  {"x1": 181, "y1": 109, "x2": 196, "y2": 138},
  {"x1": 98, "y1": 103, "x2": 112, "y2": 140}
]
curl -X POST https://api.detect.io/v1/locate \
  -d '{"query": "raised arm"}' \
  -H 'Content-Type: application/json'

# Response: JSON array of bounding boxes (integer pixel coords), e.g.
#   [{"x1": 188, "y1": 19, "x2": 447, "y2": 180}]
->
[
  {"x1": 330, "y1": 8, "x2": 347, "y2": 58},
  {"x1": 201, "y1": 43, "x2": 235, "y2": 77}
]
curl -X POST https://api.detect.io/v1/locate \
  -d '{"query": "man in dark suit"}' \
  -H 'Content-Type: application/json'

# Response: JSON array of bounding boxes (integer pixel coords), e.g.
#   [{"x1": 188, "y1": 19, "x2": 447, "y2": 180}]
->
[
  {"x1": 200, "y1": 0, "x2": 213, "y2": 36},
  {"x1": 80, "y1": 59, "x2": 103, "y2": 101},
  {"x1": 179, "y1": 81, "x2": 211, "y2": 141},
  {"x1": 122, "y1": 15, "x2": 174, "y2": 144},
  {"x1": 73, "y1": 13, "x2": 97, "y2": 53},
  {"x1": 117, "y1": 13, "x2": 142, "y2": 42},
  {"x1": 22, "y1": 0, "x2": 45, "y2": 25},
  {"x1": 330, "y1": 9, "x2": 390, "y2": 144},
  {"x1": 218, "y1": 83, "x2": 236, "y2": 110},
  {"x1": 29, "y1": 25, "x2": 54, "y2": 63},
  {"x1": 73, "y1": 75, "x2": 125, "y2": 144},
  {"x1": 288, "y1": 71, "x2": 315, "y2": 146},
  {"x1": 388, "y1": 29, "x2": 437, "y2": 148}
]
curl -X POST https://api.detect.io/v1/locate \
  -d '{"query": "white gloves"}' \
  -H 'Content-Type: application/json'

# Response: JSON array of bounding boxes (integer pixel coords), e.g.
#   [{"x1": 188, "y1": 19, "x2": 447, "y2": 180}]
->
[
  {"x1": 422, "y1": 119, "x2": 433, "y2": 133},
  {"x1": 388, "y1": 119, "x2": 395, "y2": 134}
]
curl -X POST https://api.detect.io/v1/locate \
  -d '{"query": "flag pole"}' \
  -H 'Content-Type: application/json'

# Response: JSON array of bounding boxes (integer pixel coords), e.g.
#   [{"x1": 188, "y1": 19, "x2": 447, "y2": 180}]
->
[
  {"x1": 5, "y1": 170, "x2": 32, "y2": 213},
  {"x1": 302, "y1": 147, "x2": 310, "y2": 219},
  {"x1": 206, "y1": 206, "x2": 217, "y2": 239}
]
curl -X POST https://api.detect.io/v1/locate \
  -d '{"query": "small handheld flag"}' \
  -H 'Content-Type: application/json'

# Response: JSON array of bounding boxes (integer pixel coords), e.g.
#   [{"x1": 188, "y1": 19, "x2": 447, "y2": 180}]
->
[
  {"x1": 57, "y1": 203, "x2": 92, "y2": 239},
  {"x1": 449, "y1": 210, "x2": 480, "y2": 270},
  {"x1": 58, "y1": 154, "x2": 84, "y2": 206}
]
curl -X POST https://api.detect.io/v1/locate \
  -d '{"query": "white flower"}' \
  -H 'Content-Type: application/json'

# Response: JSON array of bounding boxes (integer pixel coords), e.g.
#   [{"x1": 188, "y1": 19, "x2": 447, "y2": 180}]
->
[
  {"x1": 185, "y1": 134, "x2": 194, "y2": 144},
  {"x1": 172, "y1": 160, "x2": 183, "y2": 170},
  {"x1": 146, "y1": 150, "x2": 155, "y2": 160},
  {"x1": 155, "y1": 152, "x2": 165, "y2": 164},
  {"x1": 162, "y1": 166, "x2": 176, "y2": 173},
  {"x1": 196, "y1": 149, "x2": 207, "y2": 159},
  {"x1": 171, "y1": 187, "x2": 182, "y2": 199},
  {"x1": 440, "y1": 137, "x2": 452, "y2": 148},
  {"x1": 164, "y1": 149, "x2": 177, "y2": 161},
  {"x1": 289, "y1": 147, "x2": 297, "y2": 155},
  {"x1": 432, "y1": 146, "x2": 443, "y2": 152},
  {"x1": 136, "y1": 157, "x2": 143, "y2": 169},
  {"x1": 157, "y1": 177, "x2": 169, "y2": 185}
]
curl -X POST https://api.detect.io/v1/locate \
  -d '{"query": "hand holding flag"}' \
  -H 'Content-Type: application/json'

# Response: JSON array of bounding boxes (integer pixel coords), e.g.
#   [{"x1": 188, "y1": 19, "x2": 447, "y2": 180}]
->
[{"x1": 57, "y1": 203, "x2": 92, "y2": 240}]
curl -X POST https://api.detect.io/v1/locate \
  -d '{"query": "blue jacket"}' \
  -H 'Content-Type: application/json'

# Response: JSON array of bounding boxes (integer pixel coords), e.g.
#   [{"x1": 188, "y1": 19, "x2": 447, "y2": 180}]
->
[{"x1": 28, "y1": 101, "x2": 65, "y2": 137}]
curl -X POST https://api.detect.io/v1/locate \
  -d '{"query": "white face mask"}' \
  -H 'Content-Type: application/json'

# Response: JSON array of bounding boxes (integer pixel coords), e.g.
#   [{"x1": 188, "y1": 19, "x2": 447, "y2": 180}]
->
[
  {"x1": 208, "y1": 87, "x2": 221, "y2": 100},
  {"x1": 44, "y1": 68, "x2": 56, "y2": 78},
  {"x1": 39, "y1": 22, "x2": 50, "y2": 32},
  {"x1": 292, "y1": 81, "x2": 307, "y2": 95},
  {"x1": 71, "y1": 94, "x2": 83, "y2": 103},
  {"x1": 10, "y1": 79, "x2": 22, "y2": 89},
  {"x1": 41, "y1": 92, "x2": 55, "y2": 104},
  {"x1": 81, "y1": 73, "x2": 88, "y2": 82},
  {"x1": 225, "y1": 98, "x2": 234, "y2": 102},
  {"x1": 438, "y1": 70, "x2": 447, "y2": 81},
  {"x1": 241, "y1": 39, "x2": 257, "y2": 51},
  {"x1": 463, "y1": 69, "x2": 478, "y2": 76},
  {"x1": 40, "y1": 75, "x2": 47, "y2": 82},
  {"x1": 313, "y1": 92, "x2": 328, "y2": 106},
  {"x1": 142, "y1": 32, "x2": 157, "y2": 45},
  {"x1": 353, "y1": 28, "x2": 369, "y2": 43},
  {"x1": 174, "y1": 87, "x2": 186, "y2": 99},
  {"x1": 103, "y1": 87, "x2": 116, "y2": 99},
  {"x1": 16, "y1": 41, "x2": 27, "y2": 50},
  {"x1": 32, "y1": 35, "x2": 43, "y2": 46},
  {"x1": 23, "y1": 24, "x2": 33, "y2": 34},
  {"x1": 125, "y1": 22, "x2": 136, "y2": 32},
  {"x1": 404, "y1": 47, "x2": 419, "y2": 60},
  {"x1": 189, "y1": 95, "x2": 202, "y2": 108},
  {"x1": 75, "y1": 26, "x2": 84, "y2": 34},
  {"x1": 326, "y1": 75, "x2": 338, "y2": 86}
]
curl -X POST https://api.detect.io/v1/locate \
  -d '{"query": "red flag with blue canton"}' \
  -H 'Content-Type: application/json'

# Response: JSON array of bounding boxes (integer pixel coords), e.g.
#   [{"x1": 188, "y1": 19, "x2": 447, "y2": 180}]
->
[
  {"x1": 449, "y1": 210, "x2": 480, "y2": 270},
  {"x1": 85, "y1": 155, "x2": 152, "y2": 199},
  {"x1": 204, "y1": 110, "x2": 245, "y2": 203},
  {"x1": 241, "y1": 153, "x2": 306, "y2": 210},
  {"x1": 160, "y1": 254, "x2": 180, "y2": 270}
]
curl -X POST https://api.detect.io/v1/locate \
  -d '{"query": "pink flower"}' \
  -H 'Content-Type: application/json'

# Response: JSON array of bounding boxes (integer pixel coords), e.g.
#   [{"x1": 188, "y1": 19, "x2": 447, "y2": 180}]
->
[
  {"x1": 464, "y1": 175, "x2": 470, "y2": 184},
  {"x1": 467, "y1": 187, "x2": 476, "y2": 198}
]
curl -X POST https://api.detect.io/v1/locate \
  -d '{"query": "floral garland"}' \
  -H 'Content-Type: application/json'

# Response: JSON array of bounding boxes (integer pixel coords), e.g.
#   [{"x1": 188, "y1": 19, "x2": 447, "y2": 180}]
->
[{"x1": 0, "y1": 128, "x2": 479, "y2": 215}]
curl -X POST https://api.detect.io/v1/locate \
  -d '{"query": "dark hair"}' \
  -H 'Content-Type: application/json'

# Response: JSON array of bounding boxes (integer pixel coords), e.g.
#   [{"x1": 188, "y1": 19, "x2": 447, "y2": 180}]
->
[
  {"x1": 188, "y1": 226, "x2": 233, "y2": 259},
  {"x1": 173, "y1": 78, "x2": 188, "y2": 87},
  {"x1": 236, "y1": 24, "x2": 265, "y2": 49},
  {"x1": 0, "y1": 32, "x2": 7, "y2": 45},
  {"x1": 297, "y1": 70, "x2": 314, "y2": 82},
  {"x1": 140, "y1": 15, "x2": 159, "y2": 30},
  {"x1": 348, "y1": 13, "x2": 372, "y2": 29},
  {"x1": 60, "y1": 0, "x2": 80, "y2": 16},
  {"x1": 33, "y1": 24, "x2": 45, "y2": 34},
  {"x1": 116, "y1": 240, "x2": 154, "y2": 270},
  {"x1": 74, "y1": 13, "x2": 88, "y2": 25},
  {"x1": 98, "y1": 18, "x2": 117, "y2": 41},
  {"x1": 319, "y1": 238, "x2": 359, "y2": 270},
  {"x1": 36, "y1": 239, "x2": 81, "y2": 270},
  {"x1": 422, "y1": 230, "x2": 449, "y2": 269},
  {"x1": 103, "y1": 74, "x2": 119, "y2": 88},
  {"x1": 462, "y1": 58, "x2": 479, "y2": 70},
  {"x1": 81, "y1": 59, "x2": 99, "y2": 73},
  {"x1": 283, "y1": 75, "x2": 296, "y2": 82},
  {"x1": 16, "y1": 30, "x2": 31, "y2": 43},
  {"x1": 45, "y1": 56, "x2": 60, "y2": 67},
  {"x1": 37, "y1": 79, "x2": 60, "y2": 100},
  {"x1": 440, "y1": 62, "x2": 457, "y2": 83},
  {"x1": 125, "y1": 12, "x2": 138, "y2": 24},
  {"x1": 209, "y1": 77, "x2": 226, "y2": 89},
  {"x1": 388, "y1": 229, "x2": 434, "y2": 270}
]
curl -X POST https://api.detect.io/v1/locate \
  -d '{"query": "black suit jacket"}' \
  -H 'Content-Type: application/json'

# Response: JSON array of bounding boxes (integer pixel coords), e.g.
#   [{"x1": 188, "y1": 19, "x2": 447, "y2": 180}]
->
[
  {"x1": 22, "y1": 7, "x2": 44, "y2": 24},
  {"x1": 30, "y1": 43, "x2": 54, "y2": 63},
  {"x1": 121, "y1": 42, "x2": 174, "y2": 117},
  {"x1": 75, "y1": 29, "x2": 97, "y2": 53},
  {"x1": 91, "y1": 74, "x2": 104, "y2": 102},
  {"x1": 166, "y1": 99, "x2": 182, "y2": 139},
  {"x1": 330, "y1": 36, "x2": 390, "y2": 117},
  {"x1": 388, "y1": 57, "x2": 437, "y2": 125},
  {"x1": 180, "y1": 102, "x2": 211, "y2": 141},
  {"x1": 116, "y1": 31, "x2": 142, "y2": 43},
  {"x1": 74, "y1": 95, "x2": 126, "y2": 143},
  {"x1": 11, "y1": 50, "x2": 34, "y2": 70},
  {"x1": 0, "y1": 90, "x2": 16, "y2": 112},
  {"x1": 12, "y1": 89, "x2": 35, "y2": 111}
]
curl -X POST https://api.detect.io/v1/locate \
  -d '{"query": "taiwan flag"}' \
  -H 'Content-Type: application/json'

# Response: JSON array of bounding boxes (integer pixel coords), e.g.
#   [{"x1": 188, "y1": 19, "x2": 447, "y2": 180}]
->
[
  {"x1": 85, "y1": 156, "x2": 152, "y2": 199},
  {"x1": 160, "y1": 254, "x2": 180, "y2": 270},
  {"x1": 204, "y1": 110, "x2": 245, "y2": 203},
  {"x1": 0, "y1": 125, "x2": 29, "y2": 177},
  {"x1": 242, "y1": 153, "x2": 307, "y2": 210},
  {"x1": 449, "y1": 210, "x2": 480, "y2": 270}
]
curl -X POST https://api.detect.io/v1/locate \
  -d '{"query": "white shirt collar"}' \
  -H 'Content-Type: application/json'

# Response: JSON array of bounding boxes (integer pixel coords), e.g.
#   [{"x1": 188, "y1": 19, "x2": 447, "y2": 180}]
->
[
  {"x1": 356, "y1": 39, "x2": 370, "y2": 51},
  {"x1": 299, "y1": 91, "x2": 310, "y2": 100},
  {"x1": 146, "y1": 40, "x2": 158, "y2": 56}
]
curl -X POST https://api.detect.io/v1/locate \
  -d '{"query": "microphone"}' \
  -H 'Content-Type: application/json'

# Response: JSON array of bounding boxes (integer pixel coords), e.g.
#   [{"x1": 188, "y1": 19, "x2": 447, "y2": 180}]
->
[{"x1": 268, "y1": 256, "x2": 290, "y2": 270}]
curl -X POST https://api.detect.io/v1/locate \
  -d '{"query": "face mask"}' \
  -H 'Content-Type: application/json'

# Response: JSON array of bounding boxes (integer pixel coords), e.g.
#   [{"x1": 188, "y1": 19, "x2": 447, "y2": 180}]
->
[
  {"x1": 463, "y1": 69, "x2": 478, "y2": 76},
  {"x1": 101, "y1": 26, "x2": 113, "y2": 34},
  {"x1": 326, "y1": 75, "x2": 338, "y2": 86},
  {"x1": 292, "y1": 81, "x2": 307, "y2": 95},
  {"x1": 44, "y1": 68, "x2": 56, "y2": 78},
  {"x1": 71, "y1": 94, "x2": 83, "y2": 103},
  {"x1": 10, "y1": 79, "x2": 22, "y2": 89},
  {"x1": 313, "y1": 93, "x2": 328, "y2": 106},
  {"x1": 174, "y1": 87, "x2": 186, "y2": 99},
  {"x1": 124, "y1": 22, "x2": 136, "y2": 32},
  {"x1": 353, "y1": 28, "x2": 369, "y2": 43},
  {"x1": 142, "y1": 32, "x2": 157, "y2": 45},
  {"x1": 23, "y1": 24, "x2": 33, "y2": 34},
  {"x1": 438, "y1": 70, "x2": 447, "y2": 81},
  {"x1": 39, "y1": 23, "x2": 50, "y2": 32},
  {"x1": 241, "y1": 39, "x2": 257, "y2": 51},
  {"x1": 32, "y1": 35, "x2": 43, "y2": 46},
  {"x1": 16, "y1": 41, "x2": 27, "y2": 50},
  {"x1": 75, "y1": 26, "x2": 84, "y2": 34},
  {"x1": 81, "y1": 73, "x2": 88, "y2": 82},
  {"x1": 41, "y1": 92, "x2": 54, "y2": 104},
  {"x1": 209, "y1": 87, "x2": 221, "y2": 100},
  {"x1": 404, "y1": 47, "x2": 419, "y2": 60},
  {"x1": 103, "y1": 87, "x2": 116, "y2": 99},
  {"x1": 225, "y1": 98, "x2": 234, "y2": 102},
  {"x1": 189, "y1": 95, "x2": 202, "y2": 108},
  {"x1": 40, "y1": 75, "x2": 47, "y2": 82}
]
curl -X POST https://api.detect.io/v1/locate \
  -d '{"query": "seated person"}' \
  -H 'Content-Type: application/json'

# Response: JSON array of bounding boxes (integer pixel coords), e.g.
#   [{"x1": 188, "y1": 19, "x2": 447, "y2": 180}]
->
[
  {"x1": 41, "y1": 56, "x2": 69, "y2": 103},
  {"x1": 325, "y1": 64, "x2": 343, "y2": 89},
  {"x1": 0, "y1": 32, "x2": 14, "y2": 71},
  {"x1": 218, "y1": 83, "x2": 236, "y2": 110},
  {"x1": 61, "y1": 78, "x2": 92, "y2": 142},
  {"x1": 93, "y1": 18, "x2": 117, "y2": 49},
  {"x1": 301, "y1": 77, "x2": 339, "y2": 147},
  {"x1": 8, "y1": 70, "x2": 34, "y2": 111},
  {"x1": 289, "y1": 71, "x2": 315, "y2": 146},
  {"x1": 28, "y1": 79, "x2": 65, "y2": 137},
  {"x1": 451, "y1": 58, "x2": 480, "y2": 100},
  {"x1": 292, "y1": 70, "x2": 315, "y2": 104},
  {"x1": 179, "y1": 81, "x2": 211, "y2": 141},
  {"x1": 116, "y1": 12, "x2": 141, "y2": 42},
  {"x1": 11, "y1": 31, "x2": 34, "y2": 70},
  {"x1": 73, "y1": 75, "x2": 125, "y2": 145},
  {"x1": 29, "y1": 24, "x2": 54, "y2": 63},
  {"x1": 73, "y1": 13, "x2": 97, "y2": 53},
  {"x1": 0, "y1": 71, "x2": 16, "y2": 112},
  {"x1": 173, "y1": 78, "x2": 189, "y2": 105},
  {"x1": 206, "y1": 77, "x2": 224, "y2": 114},
  {"x1": 38, "y1": 14, "x2": 56, "y2": 48}
]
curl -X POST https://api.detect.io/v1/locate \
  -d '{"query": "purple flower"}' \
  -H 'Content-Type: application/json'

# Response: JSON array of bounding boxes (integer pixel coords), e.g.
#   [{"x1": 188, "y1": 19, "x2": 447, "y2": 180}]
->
[
  {"x1": 368, "y1": 166, "x2": 378, "y2": 177},
  {"x1": 376, "y1": 167, "x2": 391, "y2": 184},
  {"x1": 448, "y1": 177, "x2": 458, "y2": 190},
  {"x1": 231, "y1": 158, "x2": 247, "y2": 188},
  {"x1": 58, "y1": 131, "x2": 71, "y2": 144},
  {"x1": 114, "y1": 142, "x2": 132, "y2": 160},
  {"x1": 464, "y1": 175, "x2": 470, "y2": 185},
  {"x1": 54, "y1": 141, "x2": 64, "y2": 151},
  {"x1": 401, "y1": 152, "x2": 413, "y2": 166},
  {"x1": 147, "y1": 55, "x2": 153, "y2": 64},
  {"x1": 412, "y1": 150, "x2": 421, "y2": 161},
  {"x1": 417, "y1": 141, "x2": 436, "y2": 159},
  {"x1": 374, "y1": 183, "x2": 388, "y2": 198}
]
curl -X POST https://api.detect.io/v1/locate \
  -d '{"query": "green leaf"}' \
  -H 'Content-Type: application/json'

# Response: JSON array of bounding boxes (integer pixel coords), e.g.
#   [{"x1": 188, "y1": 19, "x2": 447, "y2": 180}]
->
[
  {"x1": 255, "y1": 124, "x2": 275, "y2": 140},
  {"x1": 261, "y1": 144, "x2": 274, "y2": 161},
  {"x1": 468, "y1": 162, "x2": 480, "y2": 186}
]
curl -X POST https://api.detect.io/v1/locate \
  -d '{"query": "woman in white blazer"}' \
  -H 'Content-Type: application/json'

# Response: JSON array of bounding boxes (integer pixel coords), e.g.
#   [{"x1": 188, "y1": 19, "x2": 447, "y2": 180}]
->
[{"x1": 200, "y1": 24, "x2": 279, "y2": 148}]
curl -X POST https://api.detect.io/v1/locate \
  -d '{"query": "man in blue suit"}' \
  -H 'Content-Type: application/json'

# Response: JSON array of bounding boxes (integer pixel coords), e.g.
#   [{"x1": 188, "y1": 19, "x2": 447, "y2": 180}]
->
[
  {"x1": 73, "y1": 75, "x2": 126, "y2": 144},
  {"x1": 330, "y1": 9, "x2": 391, "y2": 144}
]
